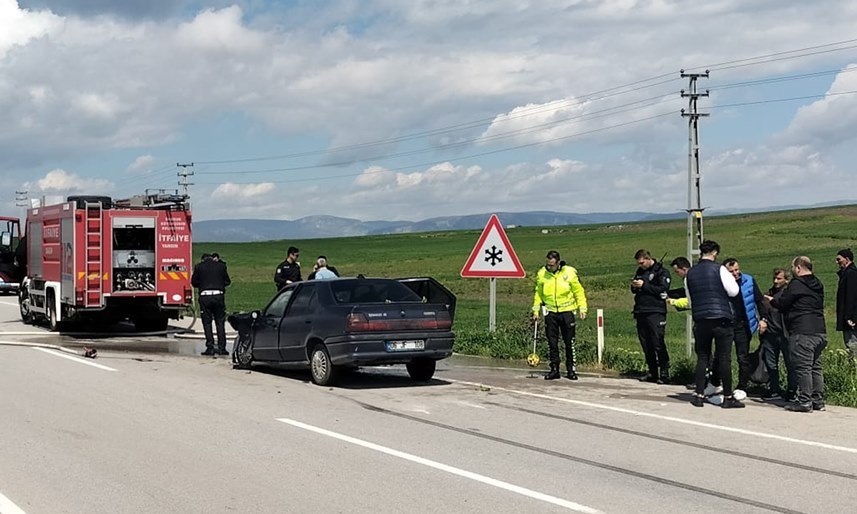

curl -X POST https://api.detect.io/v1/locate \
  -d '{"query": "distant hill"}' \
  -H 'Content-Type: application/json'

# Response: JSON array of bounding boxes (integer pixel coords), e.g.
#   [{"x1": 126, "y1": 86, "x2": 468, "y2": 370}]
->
[
  {"x1": 192, "y1": 201, "x2": 855, "y2": 242},
  {"x1": 192, "y1": 210, "x2": 685, "y2": 242}
]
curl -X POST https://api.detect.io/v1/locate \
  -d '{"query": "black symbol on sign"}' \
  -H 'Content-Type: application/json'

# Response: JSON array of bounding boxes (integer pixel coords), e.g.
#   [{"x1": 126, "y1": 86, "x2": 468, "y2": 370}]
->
[
  {"x1": 484, "y1": 245, "x2": 503, "y2": 266},
  {"x1": 127, "y1": 251, "x2": 138, "y2": 265}
]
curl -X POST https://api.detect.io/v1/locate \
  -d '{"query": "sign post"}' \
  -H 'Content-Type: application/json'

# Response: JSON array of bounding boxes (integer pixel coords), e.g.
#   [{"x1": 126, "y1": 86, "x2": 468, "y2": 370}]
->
[
  {"x1": 460, "y1": 214, "x2": 526, "y2": 332},
  {"x1": 596, "y1": 308, "x2": 604, "y2": 365}
]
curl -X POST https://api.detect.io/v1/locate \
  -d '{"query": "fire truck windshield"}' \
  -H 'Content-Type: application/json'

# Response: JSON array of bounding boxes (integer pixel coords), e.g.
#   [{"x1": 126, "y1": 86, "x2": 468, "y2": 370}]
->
[{"x1": 113, "y1": 228, "x2": 155, "y2": 251}]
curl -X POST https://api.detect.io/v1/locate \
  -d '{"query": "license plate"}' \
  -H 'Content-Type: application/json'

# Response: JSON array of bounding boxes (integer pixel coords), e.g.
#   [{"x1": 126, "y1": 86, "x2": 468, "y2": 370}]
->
[{"x1": 386, "y1": 339, "x2": 425, "y2": 351}]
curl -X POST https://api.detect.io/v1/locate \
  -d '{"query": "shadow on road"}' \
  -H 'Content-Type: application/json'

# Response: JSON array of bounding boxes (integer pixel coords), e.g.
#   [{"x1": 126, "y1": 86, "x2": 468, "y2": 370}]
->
[{"x1": 245, "y1": 364, "x2": 452, "y2": 390}]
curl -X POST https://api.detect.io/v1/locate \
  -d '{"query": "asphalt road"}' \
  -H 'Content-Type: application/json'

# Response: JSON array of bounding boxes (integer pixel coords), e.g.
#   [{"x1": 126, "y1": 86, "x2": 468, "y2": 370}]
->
[{"x1": 1, "y1": 299, "x2": 857, "y2": 513}]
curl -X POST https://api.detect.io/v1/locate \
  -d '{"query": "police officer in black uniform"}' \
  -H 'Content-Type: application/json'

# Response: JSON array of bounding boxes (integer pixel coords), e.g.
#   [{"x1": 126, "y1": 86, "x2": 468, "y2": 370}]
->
[
  {"x1": 274, "y1": 246, "x2": 301, "y2": 290},
  {"x1": 191, "y1": 253, "x2": 231, "y2": 356},
  {"x1": 631, "y1": 249, "x2": 672, "y2": 384}
]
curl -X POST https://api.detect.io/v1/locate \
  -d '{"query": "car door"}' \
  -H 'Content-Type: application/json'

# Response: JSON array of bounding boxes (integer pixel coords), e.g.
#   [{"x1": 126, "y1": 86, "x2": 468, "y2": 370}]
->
[
  {"x1": 252, "y1": 287, "x2": 294, "y2": 361},
  {"x1": 278, "y1": 283, "x2": 318, "y2": 362}
]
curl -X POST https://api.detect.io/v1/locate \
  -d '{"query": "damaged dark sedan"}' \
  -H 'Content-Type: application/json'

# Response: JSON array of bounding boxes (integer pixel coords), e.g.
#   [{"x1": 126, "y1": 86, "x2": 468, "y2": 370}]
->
[{"x1": 229, "y1": 277, "x2": 456, "y2": 386}]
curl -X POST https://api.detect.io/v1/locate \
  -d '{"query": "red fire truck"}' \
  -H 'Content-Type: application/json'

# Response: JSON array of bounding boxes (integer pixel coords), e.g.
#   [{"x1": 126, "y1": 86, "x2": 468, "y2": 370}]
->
[{"x1": 18, "y1": 192, "x2": 193, "y2": 331}]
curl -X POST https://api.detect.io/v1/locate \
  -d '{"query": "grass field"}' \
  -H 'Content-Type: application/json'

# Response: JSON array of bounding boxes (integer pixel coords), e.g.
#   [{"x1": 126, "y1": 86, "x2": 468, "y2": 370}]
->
[{"x1": 194, "y1": 204, "x2": 857, "y2": 406}]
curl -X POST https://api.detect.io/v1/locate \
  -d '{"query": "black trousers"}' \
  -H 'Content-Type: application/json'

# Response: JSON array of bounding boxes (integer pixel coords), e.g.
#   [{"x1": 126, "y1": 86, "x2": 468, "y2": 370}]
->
[
  {"x1": 200, "y1": 294, "x2": 227, "y2": 350},
  {"x1": 694, "y1": 318, "x2": 734, "y2": 396},
  {"x1": 733, "y1": 320, "x2": 752, "y2": 390},
  {"x1": 545, "y1": 311, "x2": 576, "y2": 371},
  {"x1": 760, "y1": 330, "x2": 796, "y2": 394},
  {"x1": 635, "y1": 312, "x2": 670, "y2": 377}
]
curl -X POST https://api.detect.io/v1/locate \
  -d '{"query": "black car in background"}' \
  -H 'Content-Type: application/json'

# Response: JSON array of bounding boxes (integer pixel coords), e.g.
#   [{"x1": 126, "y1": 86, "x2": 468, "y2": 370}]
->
[{"x1": 229, "y1": 277, "x2": 456, "y2": 386}]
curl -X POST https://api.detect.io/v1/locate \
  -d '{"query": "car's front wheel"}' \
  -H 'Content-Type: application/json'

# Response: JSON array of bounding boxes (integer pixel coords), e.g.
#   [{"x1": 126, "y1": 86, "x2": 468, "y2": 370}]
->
[
  {"x1": 19, "y1": 289, "x2": 33, "y2": 325},
  {"x1": 233, "y1": 335, "x2": 254, "y2": 369},
  {"x1": 310, "y1": 344, "x2": 338, "y2": 386},
  {"x1": 406, "y1": 358, "x2": 436, "y2": 382}
]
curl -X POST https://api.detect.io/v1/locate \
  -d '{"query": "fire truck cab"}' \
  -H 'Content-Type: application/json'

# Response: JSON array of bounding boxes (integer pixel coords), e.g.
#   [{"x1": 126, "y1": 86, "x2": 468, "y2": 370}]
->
[{"x1": 19, "y1": 192, "x2": 193, "y2": 332}]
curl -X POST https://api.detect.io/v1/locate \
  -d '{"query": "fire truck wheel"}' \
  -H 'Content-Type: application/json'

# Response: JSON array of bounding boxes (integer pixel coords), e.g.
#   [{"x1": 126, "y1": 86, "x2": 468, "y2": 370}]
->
[
  {"x1": 18, "y1": 290, "x2": 33, "y2": 325},
  {"x1": 47, "y1": 297, "x2": 59, "y2": 332}
]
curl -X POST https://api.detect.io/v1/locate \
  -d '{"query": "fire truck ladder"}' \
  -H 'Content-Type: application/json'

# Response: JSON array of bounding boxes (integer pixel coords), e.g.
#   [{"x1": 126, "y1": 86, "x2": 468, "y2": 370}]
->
[{"x1": 84, "y1": 201, "x2": 104, "y2": 307}]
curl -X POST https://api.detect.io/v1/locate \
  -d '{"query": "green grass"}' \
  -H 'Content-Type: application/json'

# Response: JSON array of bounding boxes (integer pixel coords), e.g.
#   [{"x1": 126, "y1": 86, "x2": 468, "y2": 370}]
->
[{"x1": 194, "y1": 204, "x2": 857, "y2": 406}]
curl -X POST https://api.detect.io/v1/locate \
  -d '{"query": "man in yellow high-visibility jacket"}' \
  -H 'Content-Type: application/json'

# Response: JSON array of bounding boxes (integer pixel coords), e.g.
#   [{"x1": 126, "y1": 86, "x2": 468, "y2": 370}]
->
[{"x1": 533, "y1": 250, "x2": 588, "y2": 380}]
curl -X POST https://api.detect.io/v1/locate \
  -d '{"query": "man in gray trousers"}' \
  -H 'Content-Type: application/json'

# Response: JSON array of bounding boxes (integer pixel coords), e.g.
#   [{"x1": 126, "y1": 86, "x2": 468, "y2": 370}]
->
[{"x1": 770, "y1": 256, "x2": 827, "y2": 413}]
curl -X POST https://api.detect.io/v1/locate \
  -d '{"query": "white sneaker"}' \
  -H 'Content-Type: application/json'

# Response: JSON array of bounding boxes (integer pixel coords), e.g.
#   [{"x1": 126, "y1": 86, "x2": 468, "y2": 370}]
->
[
  {"x1": 707, "y1": 394, "x2": 724, "y2": 406},
  {"x1": 733, "y1": 389, "x2": 747, "y2": 401},
  {"x1": 704, "y1": 383, "x2": 724, "y2": 397}
]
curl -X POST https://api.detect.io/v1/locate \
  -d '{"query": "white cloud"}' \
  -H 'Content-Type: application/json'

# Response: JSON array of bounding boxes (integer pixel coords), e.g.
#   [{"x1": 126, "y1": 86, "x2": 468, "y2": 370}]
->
[
  {"x1": 176, "y1": 6, "x2": 265, "y2": 54},
  {"x1": 211, "y1": 182, "x2": 276, "y2": 199},
  {"x1": 126, "y1": 154, "x2": 155, "y2": 172},
  {"x1": 27, "y1": 168, "x2": 112, "y2": 192},
  {"x1": 0, "y1": 0, "x2": 61, "y2": 58}
]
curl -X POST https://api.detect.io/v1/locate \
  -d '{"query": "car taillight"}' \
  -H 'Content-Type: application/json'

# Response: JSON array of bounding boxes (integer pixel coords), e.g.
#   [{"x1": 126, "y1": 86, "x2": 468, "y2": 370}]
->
[
  {"x1": 346, "y1": 313, "x2": 369, "y2": 332},
  {"x1": 184, "y1": 286, "x2": 193, "y2": 304},
  {"x1": 75, "y1": 288, "x2": 85, "y2": 304},
  {"x1": 346, "y1": 313, "x2": 452, "y2": 332}
]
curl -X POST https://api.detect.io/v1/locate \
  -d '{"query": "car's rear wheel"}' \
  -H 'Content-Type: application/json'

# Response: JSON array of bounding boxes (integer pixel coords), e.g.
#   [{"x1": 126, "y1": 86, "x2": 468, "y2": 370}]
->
[
  {"x1": 233, "y1": 335, "x2": 253, "y2": 369},
  {"x1": 406, "y1": 358, "x2": 436, "y2": 382},
  {"x1": 310, "y1": 344, "x2": 338, "y2": 386}
]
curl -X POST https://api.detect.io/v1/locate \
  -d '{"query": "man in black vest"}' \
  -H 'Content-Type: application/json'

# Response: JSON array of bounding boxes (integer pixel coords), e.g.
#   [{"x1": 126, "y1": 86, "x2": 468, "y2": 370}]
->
[
  {"x1": 631, "y1": 249, "x2": 672, "y2": 384},
  {"x1": 191, "y1": 253, "x2": 232, "y2": 356},
  {"x1": 686, "y1": 240, "x2": 743, "y2": 408}
]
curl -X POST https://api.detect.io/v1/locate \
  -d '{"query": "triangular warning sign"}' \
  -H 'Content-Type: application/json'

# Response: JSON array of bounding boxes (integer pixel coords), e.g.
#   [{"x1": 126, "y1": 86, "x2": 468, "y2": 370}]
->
[{"x1": 460, "y1": 214, "x2": 526, "y2": 278}]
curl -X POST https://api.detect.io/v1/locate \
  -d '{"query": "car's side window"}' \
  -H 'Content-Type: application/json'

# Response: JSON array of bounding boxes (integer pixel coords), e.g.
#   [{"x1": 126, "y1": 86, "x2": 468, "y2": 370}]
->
[
  {"x1": 265, "y1": 289, "x2": 294, "y2": 318},
  {"x1": 287, "y1": 285, "x2": 317, "y2": 317}
]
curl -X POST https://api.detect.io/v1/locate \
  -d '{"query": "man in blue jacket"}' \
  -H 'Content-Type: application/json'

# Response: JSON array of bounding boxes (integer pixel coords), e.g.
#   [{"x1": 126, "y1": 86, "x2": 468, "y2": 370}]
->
[{"x1": 723, "y1": 258, "x2": 767, "y2": 400}]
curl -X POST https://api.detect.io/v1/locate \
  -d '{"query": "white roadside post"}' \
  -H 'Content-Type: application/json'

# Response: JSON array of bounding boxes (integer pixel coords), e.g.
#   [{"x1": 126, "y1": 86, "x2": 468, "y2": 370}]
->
[
  {"x1": 596, "y1": 308, "x2": 605, "y2": 365},
  {"x1": 460, "y1": 214, "x2": 526, "y2": 333}
]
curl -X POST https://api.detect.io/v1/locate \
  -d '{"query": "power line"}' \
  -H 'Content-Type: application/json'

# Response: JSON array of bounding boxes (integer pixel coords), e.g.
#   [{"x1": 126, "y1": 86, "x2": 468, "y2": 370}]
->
[
  {"x1": 189, "y1": 38, "x2": 857, "y2": 167},
  {"x1": 195, "y1": 111, "x2": 676, "y2": 185}
]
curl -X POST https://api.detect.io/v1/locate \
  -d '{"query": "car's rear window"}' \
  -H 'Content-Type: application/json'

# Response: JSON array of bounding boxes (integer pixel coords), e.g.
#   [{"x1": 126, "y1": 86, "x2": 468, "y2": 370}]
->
[{"x1": 331, "y1": 279, "x2": 422, "y2": 304}]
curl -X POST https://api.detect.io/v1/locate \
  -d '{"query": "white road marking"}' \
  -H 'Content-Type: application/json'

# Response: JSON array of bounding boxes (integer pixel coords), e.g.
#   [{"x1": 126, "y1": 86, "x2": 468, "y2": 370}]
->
[
  {"x1": 448, "y1": 379, "x2": 857, "y2": 455},
  {"x1": 277, "y1": 417, "x2": 601, "y2": 513},
  {"x1": 0, "y1": 491, "x2": 27, "y2": 514},
  {"x1": 32, "y1": 348, "x2": 117, "y2": 372},
  {"x1": 0, "y1": 300, "x2": 20, "y2": 307}
]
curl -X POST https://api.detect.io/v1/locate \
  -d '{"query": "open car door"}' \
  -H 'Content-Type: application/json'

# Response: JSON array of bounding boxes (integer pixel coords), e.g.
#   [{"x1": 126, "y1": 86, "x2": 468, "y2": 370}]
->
[{"x1": 396, "y1": 277, "x2": 456, "y2": 323}]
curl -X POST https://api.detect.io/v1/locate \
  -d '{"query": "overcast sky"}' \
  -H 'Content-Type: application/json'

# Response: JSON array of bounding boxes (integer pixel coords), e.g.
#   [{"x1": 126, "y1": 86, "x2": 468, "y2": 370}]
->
[{"x1": 2, "y1": 0, "x2": 857, "y2": 221}]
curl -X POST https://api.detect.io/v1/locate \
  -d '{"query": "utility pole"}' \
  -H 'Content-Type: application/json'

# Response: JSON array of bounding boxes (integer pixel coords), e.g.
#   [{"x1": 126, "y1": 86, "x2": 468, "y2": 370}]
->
[
  {"x1": 177, "y1": 162, "x2": 194, "y2": 197},
  {"x1": 680, "y1": 69, "x2": 709, "y2": 357}
]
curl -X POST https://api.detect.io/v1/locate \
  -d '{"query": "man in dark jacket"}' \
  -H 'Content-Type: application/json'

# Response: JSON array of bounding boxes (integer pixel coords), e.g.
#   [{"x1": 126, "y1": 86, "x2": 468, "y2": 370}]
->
[
  {"x1": 274, "y1": 246, "x2": 301, "y2": 290},
  {"x1": 722, "y1": 258, "x2": 767, "y2": 399},
  {"x1": 686, "y1": 240, "x2": 743, "y2": 408},
  {"x1": 770, "y1": 256, "x2": 827, "y2": 412},
  {"x1": 835, "y1": 248, "x2": 857, "y2": 359},
  {"x1": 191, "y1": 253, "x2": 232, "y2": 356},
  {"x1": 631, "y1": 249, "x2": 672, "y2": 383},
  {"x1": 760, "y1": 268, "x2": 796, "y2": 401}
]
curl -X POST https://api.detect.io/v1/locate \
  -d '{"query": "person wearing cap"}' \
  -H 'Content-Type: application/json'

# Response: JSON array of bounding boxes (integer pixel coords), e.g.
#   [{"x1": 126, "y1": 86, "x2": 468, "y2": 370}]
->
[
  {"x1": 630, "y1": 249, "x2": 672, "y2": 384},
  {"x1": 532, "y1": 250, "x2": 588, "y2": 380},
  {"x1": 191, "y1": 253, "x2": 231, "y2": 356},
  {"x1": 835, "y1": 248, "x2": 857, "y2": 359}
]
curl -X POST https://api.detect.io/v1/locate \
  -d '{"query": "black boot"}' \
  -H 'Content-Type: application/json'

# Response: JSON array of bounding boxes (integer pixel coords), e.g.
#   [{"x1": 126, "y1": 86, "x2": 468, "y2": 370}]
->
[
  {"x1": 566, "y1": 370, "x2": 578, "y2": 380},
  {"x1": 658, "y1": 369, "x2": 670, "y2": 385},
  {"x1": 544, "y1": 363, "x2": 560, "y2": 380}
]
